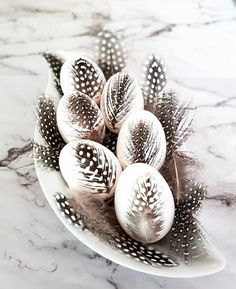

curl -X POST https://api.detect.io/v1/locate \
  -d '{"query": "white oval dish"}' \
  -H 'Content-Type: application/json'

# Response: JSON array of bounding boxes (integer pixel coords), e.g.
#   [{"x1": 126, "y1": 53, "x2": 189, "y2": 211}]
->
[{"x1": 34, "y1": 50, "x2": 226, "y2": 278}]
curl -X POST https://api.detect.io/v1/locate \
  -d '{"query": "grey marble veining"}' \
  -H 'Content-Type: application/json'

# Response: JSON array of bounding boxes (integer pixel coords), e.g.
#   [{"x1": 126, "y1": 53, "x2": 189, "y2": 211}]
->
[{"x1": 0, "y1": 0, "x2": 236, "y2": 288}]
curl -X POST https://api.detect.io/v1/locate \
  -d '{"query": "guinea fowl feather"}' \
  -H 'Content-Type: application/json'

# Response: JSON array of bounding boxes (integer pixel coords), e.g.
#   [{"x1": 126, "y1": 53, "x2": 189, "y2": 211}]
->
[{"x1": 96, "y1": 30, "x2": 127, "y2": 80}]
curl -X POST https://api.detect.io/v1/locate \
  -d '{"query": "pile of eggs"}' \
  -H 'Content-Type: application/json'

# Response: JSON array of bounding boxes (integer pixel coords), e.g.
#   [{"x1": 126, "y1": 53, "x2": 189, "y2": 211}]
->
[{"x1": 57, "y1": 55, "x2": 175, "y2": 244}]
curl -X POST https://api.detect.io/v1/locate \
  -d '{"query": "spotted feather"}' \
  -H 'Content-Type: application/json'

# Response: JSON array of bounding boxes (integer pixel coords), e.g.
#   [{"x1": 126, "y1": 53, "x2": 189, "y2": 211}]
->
[
  {"x1": 169, "y1": 181, "x2": 207, "y2": 263},
  {"x1": 153, "y1": 92, "x2": 194, "y2": 159},
  {"x1": 96, "y1": 30, "x2": 127, "y2": 80},
  {"x1": 36, "y1": 96, "x2": 65, "y2": 149},
  {"x1": 142, "y1": 54, "x2": 167, "y2": 111},
  {"x1": 42, "y1": 52, "x2": 64, "y2": 95},
  {"x1": 33, "y1": 143, "x2": 60, "y2": 171}
]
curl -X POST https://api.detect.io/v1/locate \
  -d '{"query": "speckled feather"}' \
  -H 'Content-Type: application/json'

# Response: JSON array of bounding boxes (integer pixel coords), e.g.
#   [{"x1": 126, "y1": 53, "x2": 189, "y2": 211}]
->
[
  {"x1": 142, "y1": 54, "x2": 167, "y2": 110},
  {"x1": 33, "y1": 143, "x2": 60, "y2": 171},
  {"x1": 36, "y1": 96, "x2": 65, "y2": 149},
  {"x1": 35, "y1": 96, "x2": 65, "y2": 170},
  {"x1": 96, "y1": 30, "x2": 127, "y2": 80},
  {"x1": 169, "y1": 181, "x2": 207, "y2": 263},
  {"x1": 54, "y1": 192, "x2": 178, "y2": 268},
  {"x1": 42, "y1": 52, "x2": 64, "y2": 95},
  {"x1": 153, "y1": 92, "x2": 194, "y2": 159}
]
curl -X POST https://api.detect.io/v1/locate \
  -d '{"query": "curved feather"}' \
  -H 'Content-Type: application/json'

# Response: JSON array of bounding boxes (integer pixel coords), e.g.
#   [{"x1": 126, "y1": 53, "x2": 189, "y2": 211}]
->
[
  {"x1": 42, "y1": 52, "x2": 64, "y2": 95},
  {"x1": 142, "y1": 54, "x2": 167, "y2": 110},
  {"x1": 169, "y1": 180, "x2": 207, "y2": 263}
]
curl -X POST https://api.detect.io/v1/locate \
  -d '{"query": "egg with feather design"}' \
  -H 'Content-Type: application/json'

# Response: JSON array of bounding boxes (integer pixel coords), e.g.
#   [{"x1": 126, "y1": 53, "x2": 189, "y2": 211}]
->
[
  {"x1": 60, "y1": 56, "x2": 106, "y2": 104},
  {"x1": 100, "y1": 72, "x2": 144, "y2": 133},
  {"x1": 117, "y1": 110, "x2": 166, "y2": 169},
  {"x1": 57, "y1": 92, "x2": 105, "y2": 143},
  {"x1": 115, "y1": 163, "x2": 175, "y2": 243},
  {"x1": 59, "y1": 140, "x2": 122, "y2": 199}
]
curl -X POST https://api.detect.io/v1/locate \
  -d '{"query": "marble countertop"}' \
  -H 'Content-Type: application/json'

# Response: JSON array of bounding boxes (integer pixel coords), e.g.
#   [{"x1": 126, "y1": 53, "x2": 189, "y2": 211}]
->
[{"x1": 0, "y1": 0, "x2": 236, "y2": 288}]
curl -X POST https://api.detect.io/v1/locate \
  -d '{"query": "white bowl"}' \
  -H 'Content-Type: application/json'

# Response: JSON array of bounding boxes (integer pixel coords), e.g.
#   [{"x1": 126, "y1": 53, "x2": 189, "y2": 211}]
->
[{"x1": 34, "y1": 51, "x2": 226, "y2": 278}]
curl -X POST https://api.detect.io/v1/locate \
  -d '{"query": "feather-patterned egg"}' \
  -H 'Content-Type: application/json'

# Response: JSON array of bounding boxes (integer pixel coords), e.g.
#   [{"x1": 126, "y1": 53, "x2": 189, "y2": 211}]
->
[
  {"x1": 100, "y1": 72, "x2": 144, "y2": 133},
  {"x1": 117, "y1": 110, "x2": 166, "y2": 169},
  {"x1": 57, "y1": 92, "x2": 105, "y2": 143},
  {"x1": 115, "y1": 163, "x2": 175, "y2": 243},
  {"x1": 60, "y1": 56, "x2": 106, "y2": 104},
  {"x1": 59, "y1": 140, "x2": 122, "y2": 199}
]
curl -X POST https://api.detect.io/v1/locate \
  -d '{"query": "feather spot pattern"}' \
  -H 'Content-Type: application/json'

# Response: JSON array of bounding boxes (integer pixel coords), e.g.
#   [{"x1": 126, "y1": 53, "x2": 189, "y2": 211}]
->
[
  {"x1": 169, "y1": 181, "x2": 207, "y2": 263},
  {"x1": 33, "y1": 143, "x2": 60, "y2": 171},
  {"x1": 111, "y1": 233, "x2": 178, "y2": 267},
  {"x1": 142, "y1": 54, "x2": 167, "y2": 110},
  {"x1": 54, "y1": 193, "x2": 85, "y2": 228},
  {"x1": 35, "y1": 96, "x2": 65, "y2": 170},
  {"x1": 96, "y1": 30, "x2": 127, "y2": 80},
  {"x1": 155, "y1": 92, "x2": 194, "y2": 159},
  {"x1": 42, "y1": 52, "x2": 64, "y2": 95},
  {"x1": 36, "y1": 96, "x2": 65, "y2": 148}
]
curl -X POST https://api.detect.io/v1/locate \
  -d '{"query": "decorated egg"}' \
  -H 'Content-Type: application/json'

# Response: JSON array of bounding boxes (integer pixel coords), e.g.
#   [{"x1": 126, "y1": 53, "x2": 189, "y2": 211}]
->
[
  {"x1": 60, "y1": 56, "x2": 106, "y2": 104},
  {"x1": 100, "y1": 72, "x2": 144, "y2": 133},
  {"x1": 115, "y1": 163, "x2": 175, "y2": 243},
  {"x1": 57, "y1": 92, "x2": 105, "y2": 143},
  {"x1": 117, "y1": 110, "x2": 166, "y2": 169},
  {"x1": 59, "y1": 140, "x2": 122, "y2": 199}
]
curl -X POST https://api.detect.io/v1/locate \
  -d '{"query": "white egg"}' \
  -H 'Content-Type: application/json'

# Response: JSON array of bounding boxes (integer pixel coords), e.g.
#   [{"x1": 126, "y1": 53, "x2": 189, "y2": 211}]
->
[
  {"x1": 57, "y1": 92, "x2": 105, "y2": 143},
  {"x1": 59, "y1": 139, "x2": 122, "y2": 199},
  {"x1": 100, "y1": 72, "x2": 144, "y2": 133},
  {"x1": 115, "y1": 163, "x2": 175, "y2": 243},
  {"x1": 117, "y1": 110, "x2": 166, "y2": 169},
  {"x1": 60, "y1": 56, "x2": 106, "y2": 104}
]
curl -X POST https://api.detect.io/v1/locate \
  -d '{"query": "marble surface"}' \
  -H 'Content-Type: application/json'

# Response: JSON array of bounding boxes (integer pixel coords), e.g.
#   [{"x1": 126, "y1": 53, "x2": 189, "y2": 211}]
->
[{"x1": 0, "y1": 0, "x2": 236, "y2": 288}]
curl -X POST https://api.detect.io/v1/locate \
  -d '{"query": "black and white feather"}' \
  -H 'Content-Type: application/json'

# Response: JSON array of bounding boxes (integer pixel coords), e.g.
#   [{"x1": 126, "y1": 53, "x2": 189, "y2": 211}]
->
[
  {"x1": 36, "y1": 96, "x2": 65, "y2": 149},
  {"x1": 169, "y1": 180, "x2": 207, "y2": 263},
  {"x1": 42, "y1": 52, "x2": 64, "y2": 95},
  {"x1": 101, "y1": 72, "x2": 144, "y2": 133},
  {"x1": 154, "y1": 92, "x2": 194, "y2": 159},
  {"x1": 34, "y1": 96, "x2": 65, "y2": 170},
  {"x1": 96, "y1": 30, "x2": 127, "y2": 80},
  {"x1": 142, "y1": 54, "x2": 167, "y2": 111},
  {"x1": 111, "y1": 232, "x2": 178, "y2": 267},
  {"x1": 34, "y1": 143, "x2": 61, "y2": 171}
]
